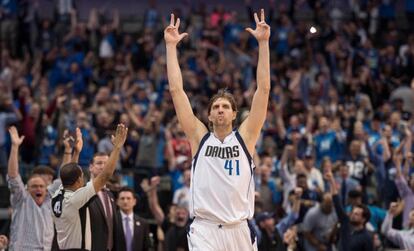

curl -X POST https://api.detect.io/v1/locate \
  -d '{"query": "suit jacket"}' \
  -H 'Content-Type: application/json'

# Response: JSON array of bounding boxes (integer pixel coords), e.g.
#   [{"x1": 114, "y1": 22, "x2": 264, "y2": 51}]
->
[
  {"x1": 87, "y1": 188, "x2": 118, "y2": 251},
  {"x1": 115, "y1": 211, "x2": 150, "y2": 251}
]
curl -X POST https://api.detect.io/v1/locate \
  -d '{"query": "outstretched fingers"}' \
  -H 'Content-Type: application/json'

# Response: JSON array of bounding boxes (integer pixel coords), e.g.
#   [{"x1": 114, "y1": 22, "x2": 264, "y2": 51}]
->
[
  {"x1": 179, "y1": 32, "x2": 189, "y2": 40},
  {"x1": 254, "y1": 12, "x2": 260, "y2": 24},
  {"x1": 170, "y1": 13, "x2": 174, "y2": 26},
  {"x1": 261, "y1": 8, "x2": 265, "y2": 22},
  {"x1": 245, "y1": 27, "x2": 254, "y2": 35},
  {"x1": 175, "y1": 17, "x2": 181, "y2": 28}
]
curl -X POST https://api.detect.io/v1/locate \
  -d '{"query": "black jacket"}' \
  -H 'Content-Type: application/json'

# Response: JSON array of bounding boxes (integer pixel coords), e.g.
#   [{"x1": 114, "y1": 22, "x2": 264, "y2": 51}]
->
[
  {"x1": 115, "y1": 212, "x2": 150, "y2": 251},
  {"x1": 88, "y1": 189, "x2": 118, "y2": 251}
]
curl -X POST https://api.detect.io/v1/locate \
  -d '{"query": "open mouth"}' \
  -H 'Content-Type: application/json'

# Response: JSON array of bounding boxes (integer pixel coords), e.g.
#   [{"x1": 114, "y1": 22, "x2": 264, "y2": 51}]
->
[{"x1": 35, "y1": 193, "x2": 43, "y2": 198}]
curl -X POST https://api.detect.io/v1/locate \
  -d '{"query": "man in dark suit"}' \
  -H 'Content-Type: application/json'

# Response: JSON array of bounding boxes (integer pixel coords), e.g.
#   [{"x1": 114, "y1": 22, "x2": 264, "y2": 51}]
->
[
  {"x1": 88, "y1": 152, "x2": 118, "y2": 251},
  {"x1": 116, "y1": 187, "x2": 150, "y2": 251}
]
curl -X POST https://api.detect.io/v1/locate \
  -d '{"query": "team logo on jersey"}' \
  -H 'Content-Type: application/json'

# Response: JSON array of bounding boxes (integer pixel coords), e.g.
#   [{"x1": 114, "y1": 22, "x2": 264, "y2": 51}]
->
[{"x1": 204, "y1": 145, "x2": 239, "y2": 159}]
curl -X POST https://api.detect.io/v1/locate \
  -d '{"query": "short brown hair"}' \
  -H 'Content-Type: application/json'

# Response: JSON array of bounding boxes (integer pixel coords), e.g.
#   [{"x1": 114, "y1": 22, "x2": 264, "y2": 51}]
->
[
  {"x1": 32, "y1": 165, "x2": 55, "y2": 177},
  {"x1": 27, "y1": 174, "x2": 45, "y2": 184},
  {"x1": 207, "y1": 89, "x2": 238, "y2": 129},
  {"x1": 207, "y1": 89, "x2": 237, "y2": 115},
  {"x1": 90, "y1": 152, "x2": 109, "y2": 164}
]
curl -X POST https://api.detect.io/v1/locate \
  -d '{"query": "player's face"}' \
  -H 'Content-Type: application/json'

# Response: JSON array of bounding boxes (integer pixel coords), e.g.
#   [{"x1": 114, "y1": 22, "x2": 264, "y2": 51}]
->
[
  {"x1": 89, "y1": 155, "x2": 109, "y2": 178},
  {"x1": 208, "y1": 98, "x2": 236, "y2": 128},
  {"x1": 117, "y1": 191, "x2": 136, "y2": 213},
  {"x1": 27, "y1": 176, "x2": 47, "y2": 206}
]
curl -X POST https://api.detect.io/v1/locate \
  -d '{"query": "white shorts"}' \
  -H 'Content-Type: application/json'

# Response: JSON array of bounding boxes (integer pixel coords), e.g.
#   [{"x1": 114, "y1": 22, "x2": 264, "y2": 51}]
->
[{"x1": 187, "y1": 218, "x2": 258, "y2": 251}]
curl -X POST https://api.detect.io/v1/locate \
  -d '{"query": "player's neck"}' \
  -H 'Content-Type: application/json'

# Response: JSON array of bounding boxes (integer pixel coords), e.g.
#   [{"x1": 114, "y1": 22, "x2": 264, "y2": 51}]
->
[{"x1": 213, "y1": 126, "x2": 233, "y2": 142}]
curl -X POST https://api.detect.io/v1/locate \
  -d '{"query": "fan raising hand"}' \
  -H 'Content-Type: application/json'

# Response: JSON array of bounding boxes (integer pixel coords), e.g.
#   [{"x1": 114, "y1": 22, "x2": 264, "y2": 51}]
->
[
  {"x1": 164, "y1": 14, "x2": 188, "y2": 46},
  {"x1": 245, "y1": 9, "x2": 271, "y2": 42}
]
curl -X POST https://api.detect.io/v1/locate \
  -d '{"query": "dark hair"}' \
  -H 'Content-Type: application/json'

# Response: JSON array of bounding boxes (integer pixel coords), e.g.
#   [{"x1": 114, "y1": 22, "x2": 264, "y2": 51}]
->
[
  {"x1": 348, "y1": 190, "x2": 363, "y2": 199},
  {"x1": 60, "y1": 163, "x2": 83, "y2": 187},
  {"x1": 207, "y1": 89, "x2": 238, "y2": 116},
  {"x1": 117, "y1": 186, "x2": 136, "y2": 199},
  {"x1": 90, "y1": 152, "x2": 109, "y2": 164},
  {"x1": 32, "y1": 165, "x2": 55, "y2": 177},
  {"x1": 355, "y1": 204, "x2": 371, "y2": 224},
  {"x1": 296, "y1": 173, "x2": 307, "y2": 180}
]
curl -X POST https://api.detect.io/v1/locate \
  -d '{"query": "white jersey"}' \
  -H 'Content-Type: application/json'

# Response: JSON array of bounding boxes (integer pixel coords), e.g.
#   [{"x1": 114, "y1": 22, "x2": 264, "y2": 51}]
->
[{"x1": 190, "y1": 130, "x2": 255, "y2": 224}]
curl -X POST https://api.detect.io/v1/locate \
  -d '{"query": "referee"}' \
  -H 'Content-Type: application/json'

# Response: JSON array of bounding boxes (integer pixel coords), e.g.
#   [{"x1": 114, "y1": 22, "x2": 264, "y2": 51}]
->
[{"x1": 52, "y1": 124, "x2": 128, "y2": 251}]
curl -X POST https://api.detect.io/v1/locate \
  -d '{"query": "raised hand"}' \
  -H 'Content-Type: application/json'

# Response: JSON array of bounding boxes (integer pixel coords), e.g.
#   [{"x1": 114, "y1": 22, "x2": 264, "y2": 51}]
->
[
  {"x1": 164, "y1": 14, "x2": 188, "y2": 46},
  {"x1": 294, "y1": 187, "x2": 303, "y2": 198},
  {"x1": 62, "y1": 130, "x2": 73, "y2": 151},
  {"x1": 245, "y1": 9, "x2": 271, "y2": 42},
  {"x1": 74, "y1": 127, "x2": 83, "y2": 153},
  {"x1": 112, "y1": 124, "x2": 128, "y2": 149},
  {"x1": 8, "y1": 126, "x2": 24, "y2": 146},
  {"x1": 151, "y1": 176, "x2": 161, "y2": 187},
  {"x1": 0, "y1": 235, "x2": 8, "y2": 249}
]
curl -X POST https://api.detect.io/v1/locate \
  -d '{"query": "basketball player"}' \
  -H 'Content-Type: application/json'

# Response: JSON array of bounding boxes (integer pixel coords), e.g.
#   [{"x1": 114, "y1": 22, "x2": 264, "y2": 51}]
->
[{"x1": 164, "y1": 9, "x2": 270, "y2": 251}]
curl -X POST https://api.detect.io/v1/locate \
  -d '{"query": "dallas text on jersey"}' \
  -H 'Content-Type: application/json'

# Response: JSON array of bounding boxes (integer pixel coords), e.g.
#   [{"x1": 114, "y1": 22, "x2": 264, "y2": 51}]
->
[{"x1": 204, "y1": 145, "x2": 240, "y2": 159}]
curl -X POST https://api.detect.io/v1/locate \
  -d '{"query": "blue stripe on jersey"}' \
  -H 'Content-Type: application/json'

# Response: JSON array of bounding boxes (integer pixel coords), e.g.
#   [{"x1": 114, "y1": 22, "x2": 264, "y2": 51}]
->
[
  {"x1": 234, "y1": 131, "x2": 254, "y2": 174},
  {"x1": 234, "y1": 131, "x2": 255, "y2": 200},
  {"x1": 191, "y1": 132, "x2": 210, "y2": 218},
  {"x1": 192, "y1": 132, "x2": 211, "y2": 173}
]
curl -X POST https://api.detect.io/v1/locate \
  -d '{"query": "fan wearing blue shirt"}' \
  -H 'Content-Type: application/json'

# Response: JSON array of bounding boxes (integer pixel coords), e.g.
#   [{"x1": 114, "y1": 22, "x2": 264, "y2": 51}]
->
[{"x1": 314, "y1": 117, "x2": 344, "y2": 167}]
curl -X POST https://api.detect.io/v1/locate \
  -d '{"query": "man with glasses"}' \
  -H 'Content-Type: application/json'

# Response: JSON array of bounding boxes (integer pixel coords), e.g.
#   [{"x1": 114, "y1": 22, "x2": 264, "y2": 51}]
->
[{"x1": 7, "y1": 126, "x2": 54, "y2": 251}]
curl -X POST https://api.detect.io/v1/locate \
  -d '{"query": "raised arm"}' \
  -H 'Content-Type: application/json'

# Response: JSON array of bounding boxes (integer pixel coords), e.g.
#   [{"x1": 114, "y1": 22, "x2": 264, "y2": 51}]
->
[
  {"x1": 381, "y1": 202, "x2": 405, "y2": 248},
  {"x1": 403, "y1": 128, "x2": 412, "y2": 177},
  {"x1": 277, "y1": 188, "x2": 301, "y2": 235},
  {"x1": 7, "y1": 127, "x2": 25, "y2": 178},
  {"x1": 7, "y1": 127, "x2": 26, "y2": 207},
  {"x1": 61, "y1": 130, "x2": 73, "y2": 167},
  {"x1": 325, "y1": 170, "x2": 347, "y2": 223},
  {"x1": 93, "y1": 124, "x2": 127, "y2": 192},
  {"x1": 71, "y1": 128, "x2": 83, "y2": 163},
  {"x1": 239, "y1": 9, "x2": 271, "y2": 154},
  {"x1": 145, "y1": 176, "x2": 165, "y2": 225},
  {"x1": 393, "y1": 153, "x2": 411, "y2": 198},
  {"x1": 164, "y1": 14, "x2": 207, "y2": 154}
]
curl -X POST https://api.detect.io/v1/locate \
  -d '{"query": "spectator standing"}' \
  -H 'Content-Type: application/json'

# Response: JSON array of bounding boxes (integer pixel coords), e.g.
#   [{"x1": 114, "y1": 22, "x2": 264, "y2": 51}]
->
[
  {"x1": 7, "y1": 126, "x2": 54, "y2": 251},
  {"x1": 115, "y1": 186, "x2": 150, "y2": 251}
]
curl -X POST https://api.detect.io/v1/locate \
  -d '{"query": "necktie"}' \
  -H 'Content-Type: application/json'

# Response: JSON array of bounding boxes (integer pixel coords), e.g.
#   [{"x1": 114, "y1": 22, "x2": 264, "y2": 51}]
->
[
  {"x1": 341, "y1": 179, "x2": 347, "y2": 206},
  {"x1": 124, "y1": 217, "x2": 132, "y2": 251},
  {"x1": 102, "y1": 190, "x2": 113, "y2": 250}
]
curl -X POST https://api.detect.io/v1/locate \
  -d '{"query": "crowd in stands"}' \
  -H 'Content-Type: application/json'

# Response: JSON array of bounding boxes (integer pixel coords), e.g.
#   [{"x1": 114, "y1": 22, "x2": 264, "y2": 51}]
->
[{"x1": 0, "y1": 0, "x2": 414, "y2": 250}]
